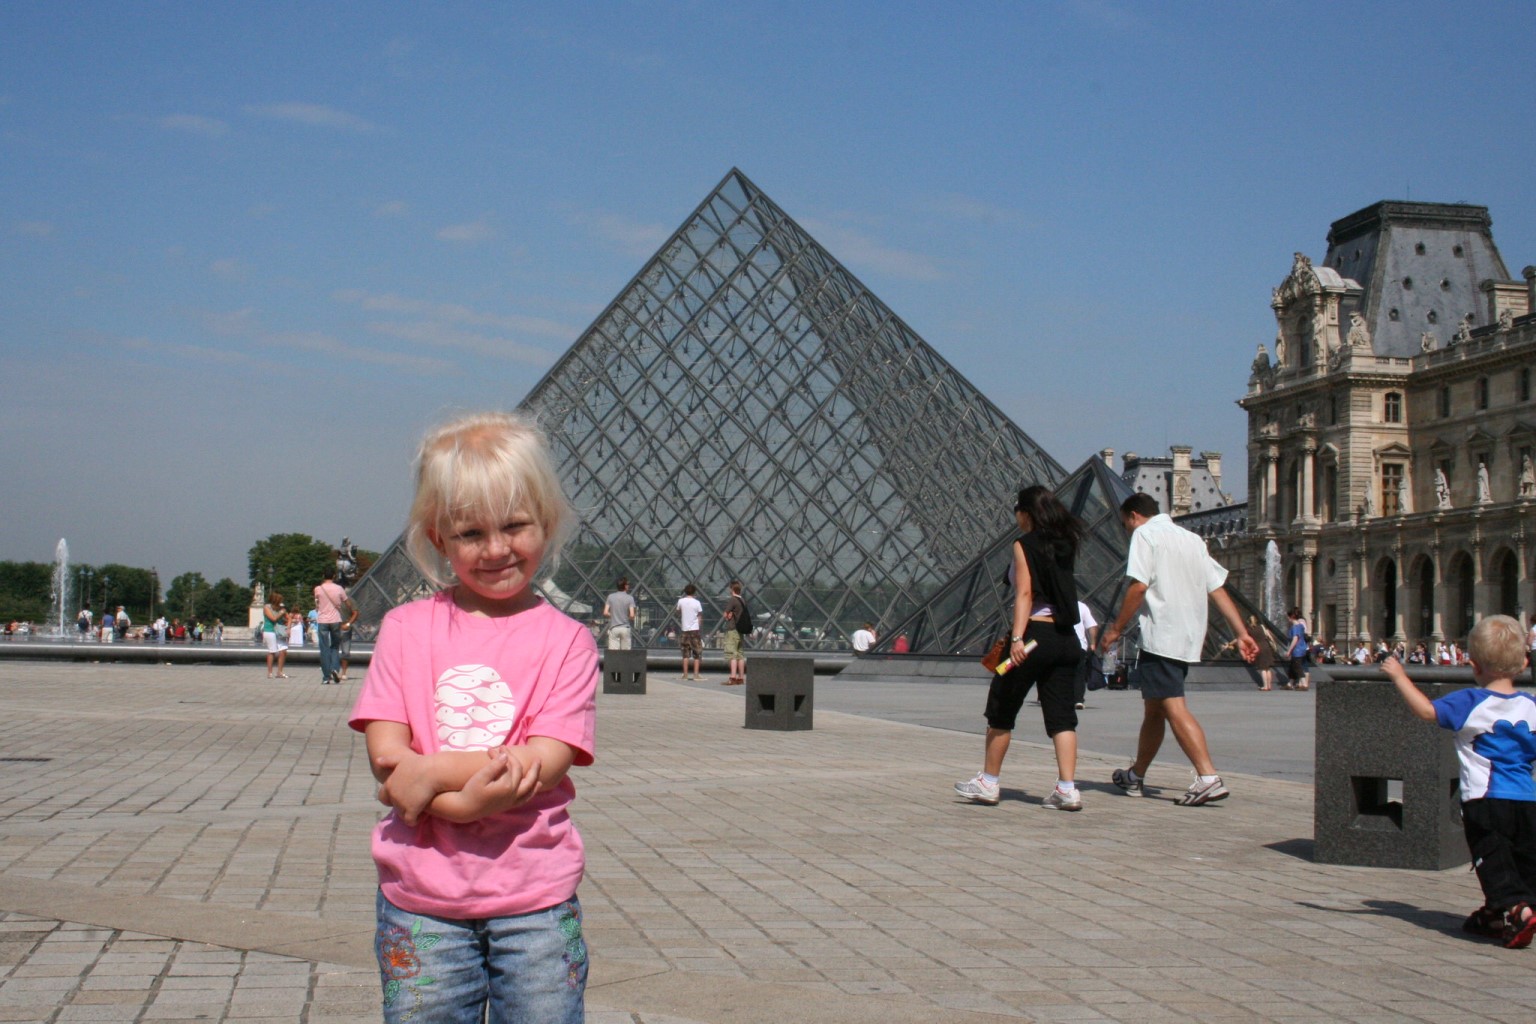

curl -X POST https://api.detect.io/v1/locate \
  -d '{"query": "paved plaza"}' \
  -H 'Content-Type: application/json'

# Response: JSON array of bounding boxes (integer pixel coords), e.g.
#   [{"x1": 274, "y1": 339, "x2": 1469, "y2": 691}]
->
[{"x1": 0, "y1": 660, "x2": 1529, "y2": 1023}]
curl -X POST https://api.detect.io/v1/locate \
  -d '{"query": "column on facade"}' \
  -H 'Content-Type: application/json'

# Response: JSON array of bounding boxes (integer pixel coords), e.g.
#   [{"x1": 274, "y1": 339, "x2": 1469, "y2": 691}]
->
[
  {"x1": 1430, "y1": 547, "x2": 1446, "y2": 642},
  {"x1": 1265, "y1": 452, "x2": 1279, "y2": 525},
  {"x1": 1472, "y1": 540, "x2": 1491, "y2": 629},
  {"x1": 1300, "y1": 552, "x2": 1316, "y2": 630},
  {"x1": 1300, "y1": 443, "x2": 1317, "y2": 522},
  {"x1": 1355, "y1": 550, "x2": 1370, "y2": 644},
  {"x1": 1392, "y1": 545, "x2": 1409, "y2": 642},
  {"x1": 1519, "y1": 532, "x2": 1534, "y2": 630}
]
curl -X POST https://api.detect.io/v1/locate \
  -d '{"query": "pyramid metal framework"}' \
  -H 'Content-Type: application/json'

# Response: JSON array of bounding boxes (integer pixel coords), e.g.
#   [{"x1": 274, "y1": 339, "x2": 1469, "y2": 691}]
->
[
  {"x1": 350, "y1": 169, "x2": 1065, "y2": 645},
  {"x1": 875, "y1": 456, "x2": 1280, "y2": 661}
]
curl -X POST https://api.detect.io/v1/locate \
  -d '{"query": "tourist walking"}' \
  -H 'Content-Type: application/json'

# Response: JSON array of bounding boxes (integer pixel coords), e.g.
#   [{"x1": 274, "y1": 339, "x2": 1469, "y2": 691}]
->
[
  {"x1": 263, "y1": 592, "x2": 290, "y2": 678},
  {"x1": 1072, "y1": 600, "x2": 1100, "y2": 709},
  {"x1": 76, "y1": 605, "x2": 91, "y2": 640},
  {"x1": 115, "y1": 605, "x2": 131, "y2": 641},
  {"x1": 955, "y1": 485, "x2": 1087, "y2": 811},
  {"x1": 1098, "y1": 493, "x2": 1257, "y2": 806},
  {"x1": 1249, "y1": 615, "x2": 1276, "y2": 690},
  {"x1": 350, "y1": 409, "x2": 596, "y2": 1023},
  {"x1": 722, "y1": 580, "x2": 751, "y2": 686},
  {"x1": 313, "y1": 567, "x2": 358, "y2": 685},
  {"x1": 676, "y1": 583, "x2": 703, "y2": 680},
  {"x1": 1283, "y1": 608, "x2": 1310, "y2": 690},
  {"x1": 602, "y1": 577, "x2": 636, "y2": 650}
]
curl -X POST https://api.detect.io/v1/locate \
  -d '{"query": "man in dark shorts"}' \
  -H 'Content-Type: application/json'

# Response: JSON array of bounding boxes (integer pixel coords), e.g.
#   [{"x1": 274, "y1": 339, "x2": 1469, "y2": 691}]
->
[{"x1": 1099, "y1": 494, "x2": 1258, "y2": 806}]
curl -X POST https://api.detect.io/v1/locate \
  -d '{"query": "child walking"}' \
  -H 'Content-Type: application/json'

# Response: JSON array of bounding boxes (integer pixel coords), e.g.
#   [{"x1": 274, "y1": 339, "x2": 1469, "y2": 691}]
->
[
  {"x1": 350, "y1": 411, "x2": 598, "y2": 1022},
  {"x1": 1383, "y1": 614, "x2": 1536, "y2": 949}
]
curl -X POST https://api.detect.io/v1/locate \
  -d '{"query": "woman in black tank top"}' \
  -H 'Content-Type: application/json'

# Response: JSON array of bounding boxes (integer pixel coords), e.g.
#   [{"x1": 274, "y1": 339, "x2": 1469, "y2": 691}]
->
[{"x1": 954, "y1": 485, "x2": 1087, "y2": 810}]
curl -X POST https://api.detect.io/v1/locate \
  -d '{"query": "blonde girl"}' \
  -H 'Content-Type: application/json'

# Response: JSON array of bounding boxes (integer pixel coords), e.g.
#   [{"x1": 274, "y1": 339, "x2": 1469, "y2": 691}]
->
[{"x1": 349, "y1": 411, "x2": 596, "y2": 1024}]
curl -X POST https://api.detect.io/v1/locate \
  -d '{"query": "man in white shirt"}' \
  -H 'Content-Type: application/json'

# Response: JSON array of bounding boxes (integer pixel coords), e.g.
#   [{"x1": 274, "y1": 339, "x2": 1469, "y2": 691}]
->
[
  {"x1": 1352, "y1": 642, "x2": 1372, "y2": 665},
  {"x1": 675, "y1": 584, "x2": 703, "y2": 680},
  {"x1": 1072, "y1": 601, "x2": 1100, "y2": 710},
  {"x1": 1099, "y1": 494, "x2": 1258, "y2": 807},
  {"x1": 851, "y1": 622, "x2": 876, "y2": 653}
]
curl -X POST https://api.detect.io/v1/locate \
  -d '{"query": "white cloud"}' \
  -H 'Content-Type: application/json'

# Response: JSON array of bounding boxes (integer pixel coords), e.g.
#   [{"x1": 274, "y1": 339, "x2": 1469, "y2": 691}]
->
[
  {"x1": 332, "y1": 289, "x2": 574, "y2": 340},
  {"x1": 924, "y1": 193, "x2": 1020, "y2": 225},
  {"x1": 374, "y1": 200, "x2": 409, "y2": 218},
  {"x1": 14, "y1": 221, "x2": 54, "y2": 238},
  {"x1": 158, "y1": 114, "x2": 230, "y2": 138},
  {"x1": 436, "y1": 220, "x2": 496, "y2": 243},
  {"x1": 569, "y1": 209, "x2": 670, "y2": 258},
  {"x1": 365, "y1": 320, "x2": 555, "y2": 366},
  {"x1": 243, "y1": 102, "x2": 378, "y2": 133},
  {"x1": 184, "y1": 307, "x2": 258, "y2": 337},
  {"x1": 209, "y1": 258, "x2": 248, "y2": 281},
  {"x1": 799, "y1": 219, "x2": 944, "y2": 282},
  {"x1": 269, "y1": 330, "x2": 456, "y2": 374},
  {"x1": 121, "y1": 336, "x2": 254, "y2": 366}
]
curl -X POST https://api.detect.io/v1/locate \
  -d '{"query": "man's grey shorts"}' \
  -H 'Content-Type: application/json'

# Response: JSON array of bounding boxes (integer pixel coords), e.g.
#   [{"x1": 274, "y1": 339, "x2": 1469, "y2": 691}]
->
[{"x1": 1132, "y1": 650, "x2": 1189, "y2": 699}]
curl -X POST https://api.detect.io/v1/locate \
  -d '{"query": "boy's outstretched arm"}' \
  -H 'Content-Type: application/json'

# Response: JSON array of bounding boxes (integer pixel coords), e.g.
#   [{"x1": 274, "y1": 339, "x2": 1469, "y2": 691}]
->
[{"x1": 1381, "y1": 657, "x2": 1437, "y2": 722}]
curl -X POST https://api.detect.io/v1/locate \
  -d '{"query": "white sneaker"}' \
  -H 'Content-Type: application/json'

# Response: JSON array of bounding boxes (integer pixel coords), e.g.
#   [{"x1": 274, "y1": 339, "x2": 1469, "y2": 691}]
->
[
  {"x1": 954, "y1": 774, "x2": 1000, "y2": 805},
  {"x1": 1042, "y1": 787, "x2": 1082, "y2": 811}
]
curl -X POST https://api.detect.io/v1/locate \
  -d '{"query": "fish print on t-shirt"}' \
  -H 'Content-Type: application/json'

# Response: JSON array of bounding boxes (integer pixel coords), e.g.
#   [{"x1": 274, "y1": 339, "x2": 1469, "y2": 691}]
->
[{"x1": 434, "y1": 664, "x2": 518, "y2": 750}]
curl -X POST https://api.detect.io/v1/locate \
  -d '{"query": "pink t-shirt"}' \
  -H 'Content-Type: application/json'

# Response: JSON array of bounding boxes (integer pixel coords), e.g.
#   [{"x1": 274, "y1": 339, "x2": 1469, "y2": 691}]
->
[
  {"x1": 349, "y1": 590, "x2": 598, "y2": 919},
  {"x1": 313, "y1": 581, "x2": 350, "y2": 624}
]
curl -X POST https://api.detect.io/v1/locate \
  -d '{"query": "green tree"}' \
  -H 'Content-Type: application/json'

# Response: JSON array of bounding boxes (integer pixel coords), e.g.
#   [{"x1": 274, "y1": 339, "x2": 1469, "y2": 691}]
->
[
  {"x1": 95, "y1": 564, "x2": 156, "y2": 622},
  {"x1": 165, "y1": 572, "x2": 212, "y2": 620},
  {"x1": 206, "y1": 578, "x2": 253, "y2": 624},
  {"x1": 248, "y1": 534, "x2": 335, "y2": 611},
  {"x1": 0, "y1": 560, "x2": 52, "y2": 622}
]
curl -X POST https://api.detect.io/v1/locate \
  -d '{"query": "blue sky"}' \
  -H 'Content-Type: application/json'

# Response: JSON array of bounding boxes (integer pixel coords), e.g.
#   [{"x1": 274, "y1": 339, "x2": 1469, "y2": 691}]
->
[{"x1": 2, "y1": 1, "x2": 1533, "y2": 586}]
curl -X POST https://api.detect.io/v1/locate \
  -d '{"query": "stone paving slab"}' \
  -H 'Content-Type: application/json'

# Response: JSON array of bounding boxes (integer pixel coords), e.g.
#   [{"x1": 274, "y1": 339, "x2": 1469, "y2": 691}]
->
[{"x1": 0, "y1": 662, "x2": 1530, "y2": 1023}]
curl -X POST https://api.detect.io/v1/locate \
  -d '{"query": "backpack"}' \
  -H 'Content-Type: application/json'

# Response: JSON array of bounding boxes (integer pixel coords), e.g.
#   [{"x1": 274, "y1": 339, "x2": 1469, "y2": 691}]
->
[{"x1": 734, "y1": 601, "x2": 754, "y2": 635}]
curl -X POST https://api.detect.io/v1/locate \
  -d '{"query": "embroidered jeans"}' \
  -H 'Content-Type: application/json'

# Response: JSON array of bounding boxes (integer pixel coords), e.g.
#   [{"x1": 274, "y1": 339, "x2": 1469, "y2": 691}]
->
[{"x1": 374, "y1": 889, "x2": 587, "y2": 1024}]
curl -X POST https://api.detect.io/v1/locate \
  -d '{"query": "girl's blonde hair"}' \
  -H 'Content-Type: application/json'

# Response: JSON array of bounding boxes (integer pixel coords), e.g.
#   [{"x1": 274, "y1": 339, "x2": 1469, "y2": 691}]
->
[{"x1": 405, "y1": 411, "x2": 573, "y2": 588}]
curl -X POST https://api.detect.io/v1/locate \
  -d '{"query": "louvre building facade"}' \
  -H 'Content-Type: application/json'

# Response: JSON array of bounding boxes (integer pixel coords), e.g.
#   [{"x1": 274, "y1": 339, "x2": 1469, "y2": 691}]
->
[
  {"x1": 351, "y1": 169, "x2": 1068, "y2": 649},
  {"x1": 1236, "y1": 201, "x2": 1536, "y2": 647}
]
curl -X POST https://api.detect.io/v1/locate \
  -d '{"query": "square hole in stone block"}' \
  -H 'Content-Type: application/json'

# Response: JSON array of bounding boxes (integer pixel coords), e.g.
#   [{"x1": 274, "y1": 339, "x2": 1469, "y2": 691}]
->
[{"x1": 1351, "y1": 776, "x2": 1404, "y2": 830}]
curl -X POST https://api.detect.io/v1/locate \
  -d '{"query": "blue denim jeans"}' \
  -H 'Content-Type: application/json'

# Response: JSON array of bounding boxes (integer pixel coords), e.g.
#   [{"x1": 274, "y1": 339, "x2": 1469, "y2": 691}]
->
[
  {"x1": 374, "y1": 890, "x2": 586, "y2": 1024},
  {"x1": 317, "y1": 622, "x2": 342, "y2": 682}
]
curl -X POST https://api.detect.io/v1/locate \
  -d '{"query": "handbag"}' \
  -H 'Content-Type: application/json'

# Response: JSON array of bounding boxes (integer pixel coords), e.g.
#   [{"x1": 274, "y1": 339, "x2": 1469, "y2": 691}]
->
[{"x1": 980, "y1": 635, "x2": 1009, "y2": 673}]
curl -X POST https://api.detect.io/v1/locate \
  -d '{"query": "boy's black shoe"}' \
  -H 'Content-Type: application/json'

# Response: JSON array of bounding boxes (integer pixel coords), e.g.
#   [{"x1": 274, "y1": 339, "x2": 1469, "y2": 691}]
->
[
  {"x1": 1463, "y1": 906, "x2": 1504, "y2": 938},
  {"x1": 1502, "y1": 903, "x2": 1536, "y2": 949}
]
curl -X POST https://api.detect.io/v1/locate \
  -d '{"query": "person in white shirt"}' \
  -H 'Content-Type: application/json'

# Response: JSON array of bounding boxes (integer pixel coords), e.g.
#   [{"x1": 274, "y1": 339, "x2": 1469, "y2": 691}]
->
[
  {"x1": 1072, "y1": 601, "x2": 1099, "y2": 709},
  {"x1": 851, "y1": 622, "x2": 876, "y2": 653},
  {"x1": 1353, "y1": 642, "x2": 1372, "y2": 665},
  {"x1": 675, "y1": 584, "x2": 704, "y2": 681},
  {"x1": 1099, "y1": 494, "x2": 1257, "y2": 807}
]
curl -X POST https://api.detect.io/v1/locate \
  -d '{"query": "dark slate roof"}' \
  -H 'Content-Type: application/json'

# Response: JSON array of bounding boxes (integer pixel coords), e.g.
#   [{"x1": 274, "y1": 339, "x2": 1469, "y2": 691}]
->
[{"x1": 1320, "y1": 201, "x2": 1511, "y2": 359}]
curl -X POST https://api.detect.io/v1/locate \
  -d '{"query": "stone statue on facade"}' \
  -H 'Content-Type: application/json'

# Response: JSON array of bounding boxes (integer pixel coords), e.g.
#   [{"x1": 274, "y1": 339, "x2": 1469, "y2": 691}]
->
[
  {"x1": 336, "y1": 537, "x2": 359, "y2": 587},
  {"x1": 1274, "y1": 330, "x2": 1287, "y2": 368},
  {"x1": 1454, "y1": 318, "x2": 1473, "y2": 346},
  {"x1": 1521, "y1": 455, "x2": 1535, "y2": 498},
  {"x1": 1498, "y1": 307, "x2": 1515, "y2": 333},
  {"x1": 1347, "y1": 311, "x2": 1371, "y2": 349},
  {"x1": 1435, "y1": 468, "x2": 1452, "y2": 510},
  {"x1": 1397, "y1": 473, "x2": 1410, "y2": 514},
  {"x1": 1362, "y1": 489, "x2": 1375, "y2": 518},
  {"x1": 1478, "y1": 462, "x2": 1492, "y2": 504},
  {"x1": 1420, "y1": 330, "x2": 1438, "y2": 353},
  {"x1": 1251, "y1": 343, "x2": 1271, "y2": 375}
]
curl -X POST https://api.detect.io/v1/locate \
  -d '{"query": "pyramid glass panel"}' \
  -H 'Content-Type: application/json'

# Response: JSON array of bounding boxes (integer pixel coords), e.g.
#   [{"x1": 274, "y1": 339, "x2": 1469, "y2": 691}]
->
[
  {"x1": 353, "y1": 169, "x2": 1065, "y2": 646},
  {"x1": 876, "y1": 456, "x2": 1280, "y2": 660}
]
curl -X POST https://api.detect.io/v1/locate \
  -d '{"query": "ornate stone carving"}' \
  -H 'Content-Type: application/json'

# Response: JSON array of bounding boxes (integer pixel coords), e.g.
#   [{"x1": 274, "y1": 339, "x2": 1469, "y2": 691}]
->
[
  {"x1": 1498, "y1": 307, "x2": 1515, "y2": 333},
  {"x1": 1477, "y1": 461, "x2": 1492, "y2": 504},
  {"x1": 1435, "y1": 468, "x2": 1452, "y2": 510},
  {"x1": 1362, "y1": 489, "x2": 1375, "y2": 518},
  {"x1": 1274, "y1": 330, "x2": 1287, "y2": 367},
  {"x1": 1454, "y1": 318, "x2": 1473, "y2": 346},
  {"x1": 1251, "y1": 343, "x2": 1271, "y2": 375},
  {"x1": 1397, "y1": 473, "x2": 1410, "y2": 515},
  {"x1": 1522, "y1": 455, "x2": 1535, "y2": 498},
  {"x1": 1420, "y1": 331, "x2": 1438, "y2": 353},
  {"x1": 1347, "y1": 311, "x2": 1371, "y2": 349}
]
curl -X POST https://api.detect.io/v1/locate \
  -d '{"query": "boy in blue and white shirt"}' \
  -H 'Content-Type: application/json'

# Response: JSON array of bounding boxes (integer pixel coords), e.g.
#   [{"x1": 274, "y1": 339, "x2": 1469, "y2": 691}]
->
[{"x1": 1384, "y1": 614, "x2": 1536, "y2": 948}]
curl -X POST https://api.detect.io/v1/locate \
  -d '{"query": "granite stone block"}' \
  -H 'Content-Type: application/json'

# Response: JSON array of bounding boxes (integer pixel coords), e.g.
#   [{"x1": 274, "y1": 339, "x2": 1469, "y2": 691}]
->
[
  {"x1": 1313, "y1": 671, "x2": 1465, "y2": 869},
  {"x1": 745, "y1": 657, "x2": 813, "y2": 730},
  {"x1": 602, "y1": 650, "x2": 647, "y2": 695}
]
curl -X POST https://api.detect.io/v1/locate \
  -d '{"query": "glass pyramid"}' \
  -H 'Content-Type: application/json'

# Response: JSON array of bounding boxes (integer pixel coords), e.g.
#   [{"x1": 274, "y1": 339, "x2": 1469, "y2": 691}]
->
[
  {"x1": 876, "y1": 456, "x2": 1280, "y2": 661},
  {"x1": 350, "y1": 168, "x2": 1065, "y2": 645}
]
